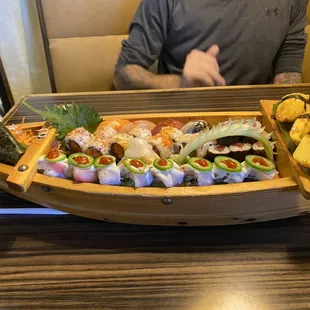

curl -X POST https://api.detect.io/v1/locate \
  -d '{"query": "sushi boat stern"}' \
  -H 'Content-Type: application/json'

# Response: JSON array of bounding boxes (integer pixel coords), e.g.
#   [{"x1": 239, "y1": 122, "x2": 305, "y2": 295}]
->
[{"x1": 1, "y1": 109, "x2": 310, "y2": 226}]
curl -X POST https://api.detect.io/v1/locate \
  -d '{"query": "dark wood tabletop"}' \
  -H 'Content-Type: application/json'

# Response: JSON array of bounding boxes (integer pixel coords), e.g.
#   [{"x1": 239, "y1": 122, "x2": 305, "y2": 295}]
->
[{"x1": 1, "y1": 190, "x2": 310, "y2": 310}]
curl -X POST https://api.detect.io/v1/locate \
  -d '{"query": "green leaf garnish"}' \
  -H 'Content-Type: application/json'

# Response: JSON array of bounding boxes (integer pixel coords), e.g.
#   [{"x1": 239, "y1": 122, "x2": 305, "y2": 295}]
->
[{"x1": 24, "y1": 102, "x2": 102, "y2": 140}]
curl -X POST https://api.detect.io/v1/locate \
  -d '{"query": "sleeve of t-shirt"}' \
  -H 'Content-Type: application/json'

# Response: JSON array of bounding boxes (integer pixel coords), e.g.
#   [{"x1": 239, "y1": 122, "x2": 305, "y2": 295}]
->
[
  {"x1": 115, "y1": 0, "x2": 172, "y2": 70},
  {"x1": 273, "y1": 0, "x2": 308, "y2": 74}
]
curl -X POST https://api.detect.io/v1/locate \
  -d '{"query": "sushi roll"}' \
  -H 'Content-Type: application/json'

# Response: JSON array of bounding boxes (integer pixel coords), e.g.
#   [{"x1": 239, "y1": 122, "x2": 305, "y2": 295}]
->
[
  {"x1": 243, "y1": 155, "x2": 277, "y2": 181},
  {"x1": 38, "y1": 150, "x2": 72, "y2": 179},
  {"x1": 119, "y1": 158, "x2": 153, "y2": 187},
  {"x1": 149, "y1": 134, "x2": 175, "y2": 158},
  {"x1": 182, "y1": 157, "x2": 214, "y2": 186},
  {"x1": 68, "y1": 153, "x2": 97, "y2": 183},
  {"x1": 229, "y1": 143, "x2": 252, "y2": 162},
  {"x1": 94, "y1": 155, "x2": 121, "y2": 185},
  {"x1": 150, "y1": 158, "x2": 184, "y2": 187},
  {"x1": 217, "y1": 136, "x2": 241, "y2": 146},
  {"x1": 94, "y1": 126, "x2": 118, "y2": 141},
  {"x1": 129, "y1": 127, "x2": 152, "y2": 140},
  {"x1": 110, "y1": 133, "x2": 132, "y2": 162},
  {"x1": 213, "y1": 156, "x2": 247, "y2": 184},
  {"x1": 252, "y1": 141, "x2": 275, "y2": 158},
  {"x1": 65, "y1": 127, "x2": 93, "y2": 153},
  {"x1": 159, "y1": 126, "x2": 184, "y2": 141},
  {"x1": 85, "y1": 136, "x2": 110, "y2": 158},
  {"x1": 207, "y1": 145, "x2": 230, "y2": 162}
]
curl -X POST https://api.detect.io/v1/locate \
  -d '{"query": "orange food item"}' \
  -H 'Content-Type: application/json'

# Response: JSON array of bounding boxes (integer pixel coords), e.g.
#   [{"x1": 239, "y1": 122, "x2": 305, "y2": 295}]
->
[{"x1": 97, "y1": 119, "x2": 131, "y2": 132}]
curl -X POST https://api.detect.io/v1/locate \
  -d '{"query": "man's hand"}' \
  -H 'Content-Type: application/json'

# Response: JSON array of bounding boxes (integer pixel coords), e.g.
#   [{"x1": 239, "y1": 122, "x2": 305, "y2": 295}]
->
[{"x1": 181, "y1": 45, "x2": 226, "y2": 88}]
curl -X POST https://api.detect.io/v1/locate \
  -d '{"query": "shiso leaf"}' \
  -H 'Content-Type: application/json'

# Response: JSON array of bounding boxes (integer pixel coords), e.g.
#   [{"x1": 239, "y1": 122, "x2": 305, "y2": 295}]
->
[
  {"x1": 176, "y1": 119, "x2": 274, "y2": 164},
  {"x1": 23, "y1": 102, "x2": 102, "y2": 140},
  {"x1": 272, "y1": 100, "x2": 282, "y2": 117},
  {"x1": 0, "y1": 124, "x2": 26, "y2": 166}
]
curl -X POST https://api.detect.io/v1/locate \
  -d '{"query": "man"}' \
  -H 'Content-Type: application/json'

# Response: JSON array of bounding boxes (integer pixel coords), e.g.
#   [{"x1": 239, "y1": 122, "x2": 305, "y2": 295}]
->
[{"x1": 114, "y1": 0, "x2": 308, "y2": 90}]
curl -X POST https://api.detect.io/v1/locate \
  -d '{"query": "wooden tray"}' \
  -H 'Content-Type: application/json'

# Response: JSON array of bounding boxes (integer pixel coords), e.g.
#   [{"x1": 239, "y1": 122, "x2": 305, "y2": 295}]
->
[
  {"x1": 1, "y1": 86, "x2": 310, "y2": 226},
  {"x1": 261, "y1": 100, "x2": 310, "y2": 200}
]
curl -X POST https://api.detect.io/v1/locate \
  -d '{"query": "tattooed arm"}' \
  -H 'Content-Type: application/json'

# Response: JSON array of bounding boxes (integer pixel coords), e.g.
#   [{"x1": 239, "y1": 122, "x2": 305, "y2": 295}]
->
[
  {"x1": 273, "y1": 72, "x2": 303, "y2": 84},
  {"x1": 273, "y1": 0, "x2": 307, "y2": 84}
]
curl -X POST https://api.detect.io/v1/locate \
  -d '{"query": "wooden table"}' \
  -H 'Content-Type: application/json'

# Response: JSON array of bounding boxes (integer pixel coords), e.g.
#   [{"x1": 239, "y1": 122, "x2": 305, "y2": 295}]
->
[{"x1": 1, "y1": 190, "x2": 310, "y2": 309}]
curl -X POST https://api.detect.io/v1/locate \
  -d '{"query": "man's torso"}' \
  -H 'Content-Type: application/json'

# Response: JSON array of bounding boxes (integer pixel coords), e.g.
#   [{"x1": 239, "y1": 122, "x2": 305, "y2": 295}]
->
[{"x1": 159, "y1": 0, "x2": 292, "y2": 85}]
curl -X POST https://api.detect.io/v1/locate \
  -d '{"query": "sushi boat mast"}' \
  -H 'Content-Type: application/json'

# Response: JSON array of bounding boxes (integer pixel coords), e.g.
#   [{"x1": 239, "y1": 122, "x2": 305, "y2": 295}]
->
[{"x1": 1, "y1": 107, "x2": 310, "y2": 226}]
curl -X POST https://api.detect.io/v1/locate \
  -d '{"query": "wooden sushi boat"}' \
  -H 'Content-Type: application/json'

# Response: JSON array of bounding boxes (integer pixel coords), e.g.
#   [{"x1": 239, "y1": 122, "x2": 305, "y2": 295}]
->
[{"x1": 1, "y1": 85, "x2": 310, "y2": 226}]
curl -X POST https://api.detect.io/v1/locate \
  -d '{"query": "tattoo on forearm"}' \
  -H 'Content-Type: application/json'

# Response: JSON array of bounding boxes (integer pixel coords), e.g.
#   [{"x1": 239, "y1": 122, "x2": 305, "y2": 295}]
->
[{"x1": 274, "y1": 72, "x2": 302, "y2": 84}]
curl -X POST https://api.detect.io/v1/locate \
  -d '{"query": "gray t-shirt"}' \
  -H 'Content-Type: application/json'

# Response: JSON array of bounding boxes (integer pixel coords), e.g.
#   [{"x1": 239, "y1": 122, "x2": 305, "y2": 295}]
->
[{"x1": 116, "y1": 0, "x2": 308, "y2": 85}]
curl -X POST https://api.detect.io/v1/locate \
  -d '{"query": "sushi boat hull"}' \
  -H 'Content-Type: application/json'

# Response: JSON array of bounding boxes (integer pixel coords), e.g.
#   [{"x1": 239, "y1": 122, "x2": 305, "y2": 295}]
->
[
  {"x1": 0, "y1": 162, "x2": 308, "y2": 226},
  {"x1": 1, "y1": 106, "x2": 310, "y2": 226}
]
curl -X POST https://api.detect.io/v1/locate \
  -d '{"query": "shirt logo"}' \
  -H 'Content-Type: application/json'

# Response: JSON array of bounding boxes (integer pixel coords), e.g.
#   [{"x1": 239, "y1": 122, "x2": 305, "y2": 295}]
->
[{"x1": 266, "y1": 8, "x2": 279, "y2": 16}]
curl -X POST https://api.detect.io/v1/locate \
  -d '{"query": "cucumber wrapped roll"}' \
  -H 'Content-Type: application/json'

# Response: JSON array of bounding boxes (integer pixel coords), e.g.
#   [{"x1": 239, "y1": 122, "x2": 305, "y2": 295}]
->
[
  {"x1": 68, "y1": 153, "x2": 97, "y2": 183},
  {"x1": 213, "y1": 156, "x2": 247, "y2": 184},
  {"x1": 94, "y1": 155, "x2": 121, "y2": 185},
  {"x1": 119, "y1": 158, "x2": 153, "y2": 187},
  {"x1": 243, "y1": 155, "x2": 277, "y2": 181},
  {"x1": 38, "y1": 150, "x2": 71, "y2": 179},
  {"x1": 150, "y1": 158, "x2": 184, "y2": 187},
  {"x1": 182, "y1": 157, "x2": 214, "y2": 186}
]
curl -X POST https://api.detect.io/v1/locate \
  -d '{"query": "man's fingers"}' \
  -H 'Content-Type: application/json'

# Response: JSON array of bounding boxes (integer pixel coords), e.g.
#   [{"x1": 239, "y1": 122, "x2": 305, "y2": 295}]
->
[
  {"x1": 207, "y1": 70, "x2": 226, "y2": 86},
  {"x1": 206, "y1": 45, "x2": 220, "y2": 58}
]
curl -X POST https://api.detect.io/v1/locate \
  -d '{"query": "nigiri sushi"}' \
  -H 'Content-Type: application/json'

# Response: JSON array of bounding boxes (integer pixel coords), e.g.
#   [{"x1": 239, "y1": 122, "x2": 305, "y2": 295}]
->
[
  {"x1": 96, "y1": 119, "x2": 131, "y2": 132},
  {"x1": 119, "y1": 158, "x2": 153, "y2": 187},
  {"x1": 212, "y1": 156, "x2": 247, "y2": 184},
  {"x1": 94, "y1": 155, "x2": 121, "y2": 185},
  {"x1": 150, "y1": 158, "x2": 184, "y2": 187},
  {"x1": 38, "y1": 150, "x2": 72, "y2": 179},
  {"x1": 243, "y1": 155, "x2": 277, "y2": 181},
  {"x1": 182, "y1": 157, "x2": 214, "y2": 186},
  {"x1": 65, "y1": 127, "x2": 93, "y2": 153},
  {"x1": 68, "y1": 153, "x2": 97, "y2": 183}
]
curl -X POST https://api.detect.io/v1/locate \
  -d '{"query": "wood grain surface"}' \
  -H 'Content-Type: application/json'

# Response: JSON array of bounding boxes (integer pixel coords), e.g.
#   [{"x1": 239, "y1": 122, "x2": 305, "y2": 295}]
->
[{"x1": 1, "y1": 190, "x2": 310, "y2": 309}]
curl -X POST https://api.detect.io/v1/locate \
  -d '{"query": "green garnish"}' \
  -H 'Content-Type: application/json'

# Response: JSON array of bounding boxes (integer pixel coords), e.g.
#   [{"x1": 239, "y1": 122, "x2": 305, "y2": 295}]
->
[
  {"x1": 245, "y1": 155, "x2": 275, "y2": 172},
  {"x1": 44, "y1": 153, "x2": 66, "y2": 163},
  {"x1": 124, "y1": 159, "x2": 146, "y2": 174},
  {"x1": 214, "y1": 156, "x2": 242, "y2": 173},
  {"x1": 153, "y1": 158, "x2": 174, "y2": 171},
  {"x1": 68, "y1": 153, "x2": 94, "y2": 168},
  {"x1": 24, "y1": 102, "x2": 102, "y2": 140},
  {"x1": 188, "y1": 157, "x2": 212, "y2": 172},
  {"x1": 176, "y1": 119, "x2": 274, "y2": 164}
]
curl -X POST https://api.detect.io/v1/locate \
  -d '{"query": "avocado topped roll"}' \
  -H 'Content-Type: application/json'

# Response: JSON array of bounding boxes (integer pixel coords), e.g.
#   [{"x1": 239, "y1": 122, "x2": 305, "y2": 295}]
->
[
  {"x1": 94, "y1": 155, "x2": 121, "y2": 185},
  {"x1": 243, "y1": 155, "x2": 277, "y2": 181},
  {"x1": 38, "y1": 150, "x2": 72, "y2": 179},
  {"x1": 213, "y1": 156, "x2": 247, "y2": 184},
  {"x1": 68, "y1": 153, "x2": 97, "y2": 183},
  {"x1": 150, "y1": 158, "x2": 184, "y2": 187},
  {"x1": 182, "y1": 157, "x2": 214, "y2": 186},
  {"x1": 119, "y1": 158, "x2": 153, "y2": 187}
]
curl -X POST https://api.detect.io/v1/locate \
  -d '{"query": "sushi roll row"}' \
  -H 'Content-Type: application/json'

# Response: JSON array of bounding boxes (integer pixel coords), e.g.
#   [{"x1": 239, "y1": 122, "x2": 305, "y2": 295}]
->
[
  {"x1": 205, "y1": 141, "x2": 276, "y2": 163},
  {"x1": 38, "y1": 151, "x2": 278, "y2": 187}
]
